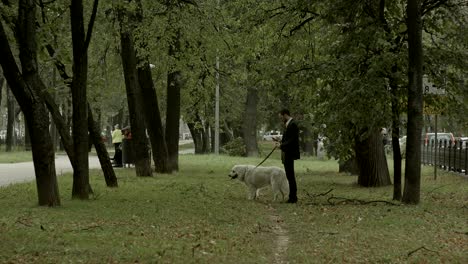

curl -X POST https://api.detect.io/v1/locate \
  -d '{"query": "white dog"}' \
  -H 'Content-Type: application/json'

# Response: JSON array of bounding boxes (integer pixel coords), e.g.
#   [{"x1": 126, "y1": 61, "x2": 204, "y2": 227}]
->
[{"x1": 228, "y1": 165, "x2": 289, "y2": 201}]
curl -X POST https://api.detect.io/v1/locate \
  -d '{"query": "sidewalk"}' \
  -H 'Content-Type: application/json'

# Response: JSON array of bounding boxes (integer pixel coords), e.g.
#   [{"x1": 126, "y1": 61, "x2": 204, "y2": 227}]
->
[
  {"x1": 0, "y1": 143, "x2": 195, "y2": 187},
  {"x1": 0, "y1": 155, "x2": 101, "y2": 187}
]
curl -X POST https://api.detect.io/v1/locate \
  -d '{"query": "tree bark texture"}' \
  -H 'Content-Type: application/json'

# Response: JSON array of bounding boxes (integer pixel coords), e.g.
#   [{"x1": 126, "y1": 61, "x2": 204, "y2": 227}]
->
[
  {"x1": 24, "y1": 116, "x2": 31, "y2": 151},
  {"x1": 70, "y1": 0, "x2": 91, "y2": 199},
  {"x1": 6, "y1": 87, "x2": 15, "y2": 151},
  {"x1": 355, "y1": 129, "x2": 392, "y2": 187},
  {"x1": 300, "y1": 126, "x2": 315, "y2": 156},
  {"x1": 0, "y1": 74, "x2": 3, "y2": 107},
  {"x1": 403, "y1": 0, "x2": 423, "y2": 204},
  {"x1": 119, "y1": 27, "x2": 152, "y2": 176},
  {"x1": 242, "y1": 86, "x2": 259, "y2": 157},
  {"x1": 390, "y1": 75, "x2": 402, "y2": 201},
  {"x1": 165, "y1": 30, "x2": 182, "y2": 172},
  {"x1": 187, "y1": 113, "x2": 210, "y2": 154},
  {"x1": 187, "y1": 121, "x2": 204, "y2": 154},
  {"x1": 0, "y1": 20, "x2": 60, "y2": 206},
  {"x1": 45, "y1": 35, "x2": 117, "y2": 187},
  {"x1": 137, "y1": 65, "x2": 170, "y2": 173},
  {"x1": 88, "y1": 104, "x2": 118, "y2": 186},
  {"x1": 338, "y1": 157, "x2": 360, "y2": 175}
]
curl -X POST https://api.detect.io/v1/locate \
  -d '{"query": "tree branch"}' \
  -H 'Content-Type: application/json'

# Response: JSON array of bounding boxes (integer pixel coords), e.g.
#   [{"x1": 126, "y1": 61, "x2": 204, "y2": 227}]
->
[
  {"x1": 289, "y1": 15, "x2": 317, "y2": 36},
  {"x1": 407, "y1": 246, "x2": 439, "y2": 257},
  {"x1": 422, "y1": 0, "x2": 448, "y2": 16},
  {"x1": 285, "y1": 67, "x2": 314, "y2": 78},
  {"x1": 84, "y1": 0, "x2": 99, "y2": 51}
]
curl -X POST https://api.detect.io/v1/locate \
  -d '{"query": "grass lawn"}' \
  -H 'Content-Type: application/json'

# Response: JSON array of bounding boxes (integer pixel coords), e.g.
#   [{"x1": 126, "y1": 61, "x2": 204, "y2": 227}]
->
[
  {"x1": 0, "y1": 152, "x2": 466, "y2": 263},
  {"x1": 0, "y1": 150, "x2": 32, "y2": 163}
]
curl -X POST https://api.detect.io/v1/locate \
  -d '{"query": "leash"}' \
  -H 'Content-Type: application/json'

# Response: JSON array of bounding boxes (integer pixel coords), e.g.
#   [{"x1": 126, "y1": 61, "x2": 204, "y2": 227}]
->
[{"x1": 254, "y1": 144, "x2": 278, "y2": 169}]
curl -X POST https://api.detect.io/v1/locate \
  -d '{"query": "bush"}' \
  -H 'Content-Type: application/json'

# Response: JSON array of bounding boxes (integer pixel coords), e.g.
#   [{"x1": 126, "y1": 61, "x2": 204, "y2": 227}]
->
[{"x1": 221, "y1": 137, "x2": 246, "y2": 156}]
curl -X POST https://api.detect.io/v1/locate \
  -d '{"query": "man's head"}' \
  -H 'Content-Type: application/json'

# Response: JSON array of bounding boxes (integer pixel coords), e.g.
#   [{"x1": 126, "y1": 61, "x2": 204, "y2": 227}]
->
[
  {"x1": 278, "y1": 109, "x2": 291, "y2": 123},
  {"x1": 114, "y1": 124, "x2": 120, "y2": 129}
]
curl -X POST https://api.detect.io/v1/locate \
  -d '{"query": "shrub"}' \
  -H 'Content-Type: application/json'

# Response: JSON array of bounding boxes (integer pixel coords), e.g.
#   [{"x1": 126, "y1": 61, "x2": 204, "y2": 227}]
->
[{"x1": 222, "y1": 137, "x2": 246, "y2": 156}]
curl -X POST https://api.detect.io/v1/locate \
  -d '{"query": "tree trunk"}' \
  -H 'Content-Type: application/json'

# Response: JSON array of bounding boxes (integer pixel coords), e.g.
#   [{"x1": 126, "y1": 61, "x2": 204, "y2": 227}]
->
[
  {"x1": 188, "y1": 121, "x2": 203, "y2": 154},
  {"x1": 138, "y1": 65, "x2": 170, "y2": 173},
  {"x1": 45, "y1": 31, "x2": 117, "y2": 187},
  {"x1": 300, "y1": 126, "x2": 315, "y2": 156},
  {"x1": 390, "y1": 75, "x2": 402, "y2": 201},
  {"x1": 338, "y1": 157, "x2": 359, "y2": 175},
  {"x1": 222, "y1": 121, "x2": 234, "y2": 143},
  {"x1": 88, "y1": 104, "x2": 118, "y2": 186},
  {"x1": 118, "y1": 22, "x2": 152, "y2": 176},
  {"x1": 70, "y1": 0, "x2": 91, "y2": 199},
  {"x1": 6, "y1": 87, "x2": 15, "y2": 152},
  {"x1": 403, "y1": 0, "x2": 423, "y2": 204},
  {"x1": 355, "y1": 129, "x2": 392, "y2": 187},
  {"x1": 42, "y1": 28, "x2": 118, "y2": 187},
  {"x1": 165, "y1": 29, "x2": 182, "y2": 171},
  {"x1": 24, "y1": 116, "x2": 31, "y2": 151},
  {"x1": 0, "y1": 20, "x2": 60, "y2": 206},
  {"x1": 0, "y1": 74, "x2": 3, "y2": 108},
  {"x1": 242, "y1": 86, "x2": 259, "y2": 157}
]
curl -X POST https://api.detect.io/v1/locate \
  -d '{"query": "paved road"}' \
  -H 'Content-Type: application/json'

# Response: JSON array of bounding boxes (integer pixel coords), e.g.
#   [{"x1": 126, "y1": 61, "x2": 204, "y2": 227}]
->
[
  {"x1": 0, "y1": 155, "x2": 101, "y2": 187},
  {"x1": 0, "y1": 145, "x2": 195, "y2": 188}
]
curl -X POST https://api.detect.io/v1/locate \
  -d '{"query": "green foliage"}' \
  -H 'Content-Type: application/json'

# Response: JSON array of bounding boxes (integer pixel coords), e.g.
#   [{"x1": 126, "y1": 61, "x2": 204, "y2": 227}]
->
[
  {"x1": 3, "y1": 0, "x2": 467, "y2": 162},
  {"x1": 221, "y1": 137, "x2": 246, "y2": 156}
]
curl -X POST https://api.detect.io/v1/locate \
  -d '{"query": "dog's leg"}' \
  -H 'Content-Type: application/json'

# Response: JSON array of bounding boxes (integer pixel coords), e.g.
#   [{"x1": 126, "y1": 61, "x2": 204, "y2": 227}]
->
[
  {"x1": 271, "y1": 180, "x2": 279, "y2": 202},
  {"x1": 248, "y1": 187, "x2": 257, "y2": 200}
]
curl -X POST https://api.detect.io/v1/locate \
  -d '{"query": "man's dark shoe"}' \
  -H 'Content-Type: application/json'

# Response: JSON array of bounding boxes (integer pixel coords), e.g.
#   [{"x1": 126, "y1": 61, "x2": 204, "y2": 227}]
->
[{"x1": 286, "y1": 198, "x2": 297, "y2": 203}]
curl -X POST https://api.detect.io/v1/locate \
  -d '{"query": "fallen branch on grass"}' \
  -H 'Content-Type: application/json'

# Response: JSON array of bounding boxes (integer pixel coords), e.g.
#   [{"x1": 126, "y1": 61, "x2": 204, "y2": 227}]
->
[
  {"x1": 81, "y1": 225, "x2": 103, "y2": 231},
  {"x1": 15, "y1": 219, "x2": 32, "y2": 227},
  {"x1": 407, "y1": 246, "x2": 439, "y2": 257},
  {"x1": 305, "y1": 189, "x2": 400, "y2": 206},
  {"x1": 327, "y1": 196, "x2": 400, "y2": 206},
  {"x1": 305, "y1": 189, "x2": 334, "y2": 198},
  {"x1": 318, "y1": 231, "x2": 339, "y2": 235}
]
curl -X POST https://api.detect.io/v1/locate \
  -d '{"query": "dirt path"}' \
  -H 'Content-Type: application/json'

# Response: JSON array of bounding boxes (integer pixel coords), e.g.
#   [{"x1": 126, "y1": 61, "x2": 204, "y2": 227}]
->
[{"x1": 268, "y1": 205, "x2": 290, "y2": 264}]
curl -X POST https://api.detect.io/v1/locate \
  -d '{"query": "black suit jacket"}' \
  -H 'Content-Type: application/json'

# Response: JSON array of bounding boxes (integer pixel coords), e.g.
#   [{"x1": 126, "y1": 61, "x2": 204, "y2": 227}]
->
[{"x1": 280, "y1": 119, "x2": 300, "y2": 160}]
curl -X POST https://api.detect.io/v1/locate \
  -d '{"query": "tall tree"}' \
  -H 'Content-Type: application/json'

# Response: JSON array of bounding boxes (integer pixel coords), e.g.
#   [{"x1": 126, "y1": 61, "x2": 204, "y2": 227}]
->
[
  {"x1": 0, "y1": 13, "x2": 60, "y2": 206},
  {"x1": 70, "y1": 0, "x2": 99, "y2": 198},
  {"x1": 355, "y1": 129, "x2": 392, "y2": 186},
  {"x1": 403, "y1": 0, "x2": 424, "y2": 204},
  {"x1": 5, "y1": 86, "x2": 15, "y2": 151},
  {"x1": 116, "y1": 0, "x2": 152, "y2": 176},
  {"x1": 137, "y1": 64, "x2": 170, "y2": 173},
  {"x1": 166, "y1": 28, "x2": 182, "y2": 171},
  {"x1": 44, "y1": 42, "x2": 118, "y2": 187}
]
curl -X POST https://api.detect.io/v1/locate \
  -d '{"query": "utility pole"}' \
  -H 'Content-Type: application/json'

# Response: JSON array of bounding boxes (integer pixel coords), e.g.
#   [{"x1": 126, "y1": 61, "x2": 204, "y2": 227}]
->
[
  {"x1": 215, "y1": 54, "x2": 220, "y2": 154},
  {"x1": 214, "y1": 0, "x2": 220, "y2": 155}
]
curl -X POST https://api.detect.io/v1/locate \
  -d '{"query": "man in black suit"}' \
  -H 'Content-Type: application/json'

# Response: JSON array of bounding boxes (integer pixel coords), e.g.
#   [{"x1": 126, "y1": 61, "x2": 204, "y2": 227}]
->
[{"x1": 276, "y1": 109, "x2": 300, "y2": 203}]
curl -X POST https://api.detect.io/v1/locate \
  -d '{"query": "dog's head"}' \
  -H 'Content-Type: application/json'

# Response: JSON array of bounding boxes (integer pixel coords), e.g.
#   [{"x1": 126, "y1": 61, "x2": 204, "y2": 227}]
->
[{"x1": 228, "y1": 165, "x2": 247, "y2": 181}]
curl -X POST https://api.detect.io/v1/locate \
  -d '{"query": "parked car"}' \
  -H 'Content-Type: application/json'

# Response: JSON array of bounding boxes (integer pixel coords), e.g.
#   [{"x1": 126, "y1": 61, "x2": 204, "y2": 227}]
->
[
  {"x1": 423, "y1": 132, "x2": 455, "y2": 146},
  {"x1": 457, "y1": 137, "x2": 468, "y2": 149},
  {"x1": 262, "y1": 130, "x2": 282, "y2": 141}
]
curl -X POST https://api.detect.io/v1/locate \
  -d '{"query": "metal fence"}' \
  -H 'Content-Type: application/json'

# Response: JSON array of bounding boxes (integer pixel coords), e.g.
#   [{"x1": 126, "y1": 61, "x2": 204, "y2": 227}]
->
[{"x1": 421, "y1": 139, "x2": 468, "y2": 175}]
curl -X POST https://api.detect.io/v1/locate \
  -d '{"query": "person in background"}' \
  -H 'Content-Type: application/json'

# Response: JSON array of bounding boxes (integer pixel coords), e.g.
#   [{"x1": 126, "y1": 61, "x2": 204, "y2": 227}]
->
[
  {"x1": 121, "y1": 126, "x2": 135, "y2": 168},
  {"x1": 111, "y1": 124, "x2": 123, "y2": 167}
]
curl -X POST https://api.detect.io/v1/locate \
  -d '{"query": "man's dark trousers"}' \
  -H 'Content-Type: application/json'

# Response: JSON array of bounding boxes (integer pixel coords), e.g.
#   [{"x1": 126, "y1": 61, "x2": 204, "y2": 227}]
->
[{"x1": 284, "y1": 157, "x2": 297, "y2": 201}]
